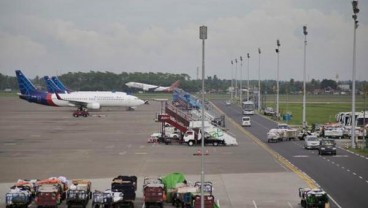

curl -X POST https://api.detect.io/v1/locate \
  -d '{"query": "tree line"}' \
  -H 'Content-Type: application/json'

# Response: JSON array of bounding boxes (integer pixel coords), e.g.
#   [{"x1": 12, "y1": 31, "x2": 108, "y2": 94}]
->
[{"x1": 0, "y1": 71, "x2": 367, "y2": 95}]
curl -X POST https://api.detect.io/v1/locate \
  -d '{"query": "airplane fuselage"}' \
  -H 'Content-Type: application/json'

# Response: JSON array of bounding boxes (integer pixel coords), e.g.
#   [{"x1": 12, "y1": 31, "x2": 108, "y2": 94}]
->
[{"x1": 20, "y1": 91, "x2": 144, "y2": 109}]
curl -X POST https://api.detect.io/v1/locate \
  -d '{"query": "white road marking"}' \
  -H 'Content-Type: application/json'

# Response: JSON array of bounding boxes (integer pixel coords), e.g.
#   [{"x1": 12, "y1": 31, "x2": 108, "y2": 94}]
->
[
  {"x1": 353, "y1": 172, "x2": 357, "y2": 176},
  {"x1": 347, "y1": 169, "x2": 351, "y2": 172},
  {"x1": 359, "y1": 176, "x2": 363, "y2": 179},
  {"x1": 293, "y1": 155, "x2": 309, "y2": 158},
  {"x1": 252, "y1": 200, "x2": 258, "y2": 208},
  {"x1": 328, "y1": 194, "x2": 343, "y2": 208},
  {"x1": 118, "y1": 151, "x2": 126, "y2": 155},
  {"x1": 287, "y1": 201, "x2": 294, "y2": 208},
  {"x1": 135, "y1": 152, "x2": 147, "y2": 155}
]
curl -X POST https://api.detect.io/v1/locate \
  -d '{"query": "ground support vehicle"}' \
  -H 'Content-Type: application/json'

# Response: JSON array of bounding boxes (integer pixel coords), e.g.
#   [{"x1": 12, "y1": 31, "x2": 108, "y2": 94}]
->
[
  {"x1": 143, "y1": 177, "x2": 165, "y2": 208},
  {"x1": 35, "y1": 184, "x2": 63, "y2": 207},
  {"x1": 91, "y1": 190, "x2": 124, "y2": 208},
  {"x1": 267, "y1": 124, "x2": 299, "y2": 142},
  {"x1": 183, "y1": 129, "x2": 225, "y2": 146},
  {"x1": 5, "y1": 187, "x2": 33, "y2": 208},
  {"x1": 111, "y1": 176, "x2": 137, "y2": 208},
  {"x1": 299, "y1": 188, "x2": 329, "y2": 208},
  {"x1": 192, "y1": 195, "x2": 215, "y2": 208},
  {"x1": 318, "y1": 139, "x2": 337, "y2": 155},
  {"x1": 172, "y1": 185, "x2": 198, "y2": 208},
  {"x1": 73, "y1": 109, "x2": 89, "y2": 118},
  {"x1": 172, "y1": 181, "x2": 214, "y2": 208},
  {"x1": 66, "y1": 179, "x2": 92, "y2": 208}
]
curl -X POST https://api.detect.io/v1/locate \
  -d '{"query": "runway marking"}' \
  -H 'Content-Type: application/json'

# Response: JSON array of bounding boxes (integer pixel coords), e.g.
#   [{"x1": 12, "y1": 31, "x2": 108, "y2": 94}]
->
[{"x1": 252, "y1": 200, "x2": 258, "y2": 208}]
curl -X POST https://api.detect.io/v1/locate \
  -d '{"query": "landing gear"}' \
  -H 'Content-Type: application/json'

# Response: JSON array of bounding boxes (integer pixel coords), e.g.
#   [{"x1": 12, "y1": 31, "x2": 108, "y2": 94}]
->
[{"x1": 73, "y1": 107, "x2": 89, "y2": 117}]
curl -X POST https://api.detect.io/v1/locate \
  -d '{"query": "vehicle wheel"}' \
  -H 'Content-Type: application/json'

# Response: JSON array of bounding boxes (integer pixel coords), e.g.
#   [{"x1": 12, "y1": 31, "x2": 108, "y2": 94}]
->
[
  {"x1": 73, "y1": 113, "x2": 79, "y2": 117},
  {"x1": 213, "y1": 141, "x2": 218, "y2": 146},
  {"x1": 188, "y1": 140, "x2": 194, "y2": 146},
  {"x1": 83, "y1": 113, "x2": 88, "y2": 117}
]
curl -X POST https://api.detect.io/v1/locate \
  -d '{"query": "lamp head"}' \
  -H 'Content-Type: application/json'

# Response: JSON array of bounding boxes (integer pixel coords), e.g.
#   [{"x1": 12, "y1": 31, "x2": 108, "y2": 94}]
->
[
  {"x1": 247, "y1": 53, "x2": 250, "y2": 58},
  {"x1": 258, "y1": 48, "x2": 261, "y2": 54},
  {"x1": 240, "y1": 56, "x2": 243, "y2": 61},
  {"x1": 303, "y1": 26, "x2": 308, "y2": 35},
  {"x1": 277, "y1": 39, "x2": 280, "y2": 47}
]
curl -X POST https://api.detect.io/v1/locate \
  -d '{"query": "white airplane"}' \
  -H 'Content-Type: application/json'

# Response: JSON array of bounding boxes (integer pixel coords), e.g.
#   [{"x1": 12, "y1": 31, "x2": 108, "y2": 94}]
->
[
  {"x1": 16, "y1": 70, "x2": 145, "y2": 113},
  {"x1": 125, "y1": 80, "x2": 180, "y2": 92}
]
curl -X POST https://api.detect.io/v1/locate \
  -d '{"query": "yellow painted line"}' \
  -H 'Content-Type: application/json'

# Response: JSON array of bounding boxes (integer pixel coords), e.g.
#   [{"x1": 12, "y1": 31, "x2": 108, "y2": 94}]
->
[{"x1": 211, "y1": 102, "x2": 318, "y2": 189}]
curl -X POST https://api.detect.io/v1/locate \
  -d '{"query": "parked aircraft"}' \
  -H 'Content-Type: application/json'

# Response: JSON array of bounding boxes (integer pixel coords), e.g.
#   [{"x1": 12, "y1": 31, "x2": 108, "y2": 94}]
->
[
  {"x1": 16, "y1": 70, "x2": 145, "y2": 114},
  {"x1": 125, "y1": 80, "x2": 179, "y2": 92},
  {"x1": 51, "y1": 76, "x2": 72, "y2": 93}
]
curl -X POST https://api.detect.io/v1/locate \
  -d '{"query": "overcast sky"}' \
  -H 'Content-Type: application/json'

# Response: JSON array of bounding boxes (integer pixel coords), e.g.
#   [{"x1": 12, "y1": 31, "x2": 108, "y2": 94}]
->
[{"x1": 0, "y1": 0, "x2": 367, "y2": 81}]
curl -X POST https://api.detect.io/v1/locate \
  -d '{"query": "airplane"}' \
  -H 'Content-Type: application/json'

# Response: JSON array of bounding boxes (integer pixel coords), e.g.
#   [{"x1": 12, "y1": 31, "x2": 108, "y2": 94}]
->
[
  {"x1": 51, "y1": 76, "x2": 72, "y2": 93},
  {"x1": 16, "y1": 70, "x2": 145, "y2": 114},
  {"x1": 44, "y1": 76, "x2": 66, "y2": 94},
  {"x1": 125, "y1": 80, "x2": 180, "y2": 92}
]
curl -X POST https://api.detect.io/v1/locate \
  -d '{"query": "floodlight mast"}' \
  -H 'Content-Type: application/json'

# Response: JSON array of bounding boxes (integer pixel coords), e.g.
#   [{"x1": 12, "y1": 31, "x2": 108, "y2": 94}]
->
[
  {"x1": 199, "y1": 25, "x2": 207, "y2": 208},
  {"x1": 351, "y1": 1, "x2": 359, "y2": 149},
  {"x1": 258, "y1": 48, "x2": 261, "y2": 111},
  {"x1": 231, "y1": 60, "x2": 234, "y2": 102},
  {"x1": 240, "y1": 56, "x2": 243, "y2": 103},
  {"x1": 247, "y1": 53, "x2": 250, "y2": 101},
  {"x1": 303, "y1": 25, "x2": 308, "y2": 130},
  {"x1": 235, "y1": 58, "x2": 238, "y2": 101},
  {"x1": 275, "y1": 39, "x2": 281, "y2": 119}
]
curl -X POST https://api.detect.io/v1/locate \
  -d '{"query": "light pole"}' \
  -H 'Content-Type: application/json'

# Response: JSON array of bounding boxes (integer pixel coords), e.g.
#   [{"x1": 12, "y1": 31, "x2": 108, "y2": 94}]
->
[
  {"x1": 247, "y1": 53, "x2": 250, "y2": 101},
  {"x1": 199, "y1": 25, "x2": 207, "y2": 207},
  {"x1": 235, "y1": 58, "x2": 238, "y2": 101},
  {"x1": 275, "y1": 39, "x2": 281, "y2": 118},
  {"x1": 258, "y1": 48, "x2": 261, "y2": 111},
  {"x1": 231, "y1": 60, "x2": 234, "y2": 102},
  {"x1": 240, "y1": 56, "x2": 243, "y2": 103},
  {"x1": 303, "y1": 26, "x2": 308, "y2": 130},
  {"x1": 351, "y1": 1, "x2": 359, "y2": 149}
]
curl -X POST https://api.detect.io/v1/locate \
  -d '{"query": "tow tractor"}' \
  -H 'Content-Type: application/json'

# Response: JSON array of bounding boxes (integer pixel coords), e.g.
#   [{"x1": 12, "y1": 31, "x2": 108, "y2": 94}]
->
[
  {"x1": 299, "y1": 188, "x2": 330, "y2": 208},
  {"x1": 73, "y1": 107, "x2": 89, "y2": 118}
]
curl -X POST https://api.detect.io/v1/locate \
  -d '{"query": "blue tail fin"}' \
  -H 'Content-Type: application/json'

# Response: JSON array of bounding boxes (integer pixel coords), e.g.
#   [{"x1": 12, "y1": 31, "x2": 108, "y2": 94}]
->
[
  {"x1": 44, "y1": 76, "x2": 65, "y2": 93},
  {"x1": 15, "y1": 70, "x2": 38, "y2": 95},
  {"x1": 51, "y1": 76, "x2": 72, "y2": 93}
]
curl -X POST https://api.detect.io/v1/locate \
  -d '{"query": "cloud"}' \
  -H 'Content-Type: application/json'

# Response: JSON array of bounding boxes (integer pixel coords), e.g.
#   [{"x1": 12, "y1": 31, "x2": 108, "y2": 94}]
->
[{"x1": 0, "y1": 0, "x2": 366, "y2": 81}]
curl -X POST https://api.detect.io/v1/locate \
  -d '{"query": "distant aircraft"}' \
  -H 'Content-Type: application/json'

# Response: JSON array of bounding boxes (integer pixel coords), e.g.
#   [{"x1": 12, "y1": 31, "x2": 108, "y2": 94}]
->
[
  {"x1": 125, "y1": 80, "x2": 180, "y2": 92},
  {"x1": 16, "y1": 70, "x2": 145, "y2": 113}
]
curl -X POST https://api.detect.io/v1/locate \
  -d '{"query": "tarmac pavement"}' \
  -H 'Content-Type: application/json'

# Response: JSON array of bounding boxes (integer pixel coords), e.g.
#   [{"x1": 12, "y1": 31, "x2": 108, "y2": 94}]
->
[{"x1": 0, "y1": 97, "x2": 308, "y2": 208}]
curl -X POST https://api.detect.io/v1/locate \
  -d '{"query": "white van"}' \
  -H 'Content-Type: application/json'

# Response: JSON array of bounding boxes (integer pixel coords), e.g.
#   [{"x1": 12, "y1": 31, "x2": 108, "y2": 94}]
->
[{"x1": 241, "y1": 116, "x2": 251, "y2": 127}]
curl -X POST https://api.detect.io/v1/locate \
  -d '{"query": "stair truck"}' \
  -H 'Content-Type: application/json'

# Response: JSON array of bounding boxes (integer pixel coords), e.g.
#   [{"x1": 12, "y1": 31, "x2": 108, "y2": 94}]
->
[
  {"x1": 66, "y1": 179, "x2": 92, "y2": 208},
  {"x1": 111, "y1": 175, "x2": 137, "y2": 208},
  {"x1": 143, "y1": 177, "x2": 165, "y2": 208},
  {"x1": 299, "y1": 188, "x2": 329, "y2": 208}
]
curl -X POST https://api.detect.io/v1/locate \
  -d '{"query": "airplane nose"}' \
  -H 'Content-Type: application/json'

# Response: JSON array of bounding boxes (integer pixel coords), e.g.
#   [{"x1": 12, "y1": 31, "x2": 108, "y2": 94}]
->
[{"x1": 137, "y1": 98, "x2": 145, "y2": 106}]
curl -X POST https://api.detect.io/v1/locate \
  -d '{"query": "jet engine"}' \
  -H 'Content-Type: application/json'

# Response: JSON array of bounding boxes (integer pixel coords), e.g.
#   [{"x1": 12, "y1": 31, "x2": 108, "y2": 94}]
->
[{"x1": 86, "y1": 102, "x2": 100, "y2": 109}]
